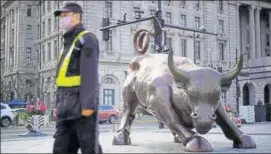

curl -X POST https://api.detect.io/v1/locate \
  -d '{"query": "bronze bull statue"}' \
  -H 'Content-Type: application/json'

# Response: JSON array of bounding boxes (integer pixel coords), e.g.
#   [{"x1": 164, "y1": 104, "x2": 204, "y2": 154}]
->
[{"x1": 112, "y1": 29, "x2": 256, "y2": 152}]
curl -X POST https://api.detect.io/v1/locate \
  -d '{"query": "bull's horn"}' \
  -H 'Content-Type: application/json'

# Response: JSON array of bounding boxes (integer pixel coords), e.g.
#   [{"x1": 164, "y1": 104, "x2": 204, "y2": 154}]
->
[
  {"x1": 168, "y1": 49, "x2": 190, "y2": 83},
  {"x1": 221, "y1": 54, "x2": 243, "y2": 83}
]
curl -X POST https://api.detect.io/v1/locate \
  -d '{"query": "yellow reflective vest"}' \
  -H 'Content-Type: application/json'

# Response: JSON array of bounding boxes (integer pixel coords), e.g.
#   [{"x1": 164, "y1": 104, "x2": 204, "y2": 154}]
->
[{"x1": 56, "y1": 30, "x2": 88, "y2": 87}]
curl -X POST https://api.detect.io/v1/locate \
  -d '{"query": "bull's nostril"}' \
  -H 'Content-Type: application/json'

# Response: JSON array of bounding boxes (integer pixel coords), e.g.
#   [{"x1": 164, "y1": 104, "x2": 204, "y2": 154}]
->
[
  {"x1": 191, "y1": 112, "x2": 199, "y2": 119},
  {"x1": 211, "y1": 114, "x2": 217, "y2": 120}
]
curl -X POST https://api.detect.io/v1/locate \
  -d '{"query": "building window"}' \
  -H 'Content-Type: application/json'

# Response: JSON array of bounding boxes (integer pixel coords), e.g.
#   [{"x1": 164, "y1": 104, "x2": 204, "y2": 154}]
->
[
  {"x1": 165, "y1": 12, "x2": 172, "y2": 24},
  {"x1": 134, "y1": 7, "x2": 141, "y2": 19},
  {"x1": 9, "y1": 47, "x2": 14, "y2": 67},
  {"x1": 195, "y1": 17, "x2": 200, "y2": 29},
  {"x1": 11, "y1": 9, "x2": 15, "y2": 24},
  {"x1": 27, "y1": 25, "x2": 32, "y2": 39},
  {"x1": 1, "y1": 26, "x2": 5, "y2": 42},
  {"x1": 48, "y1": 42, "x2": 51, "y2": 61},
  {"x1": 221, "y1": 91, "x2": 226, "y2": 105},
  {"x1": 181, "y1": 39, "x2": 187, "y2": 57},
  {"x1": 218, "y1": 20, "x2": 224, "y2": 34},
  {"x1": 47, "y1": 1, "x2": 51, "y2": 12},
  {"x1": 195, "y1": 0, "x2": 200, "y2": 8},
  {"x1": 8, "y1": 81, "x2": 12, "y2": 90},
  {"x1": 10, "y1": 29, "x2": 14, "y2": 44},
  {"x1": 42, "y1": 21, "x2": 45, "y2": 37},
  {"x1": 41, "y1": 77, "x2": 44, "y2": 87},
  {"x1": 103, "y1": 89, "x2": 115, "y2": 105},
  {"x1": 42, "y1": 0, "x2": 45, "y2": 15},
  {"x1": 105, "y1": 30, "x2": 112, "y2": 51},
  {"x1": 54, "y1": 16, "x2": 58, "y2": 31},
  {"x1": 37, "y1": 24, "x2": 40, "y2": 39},
  {"x1": 219, "y1": 43, "x2": 225, "y2": 61},
  {"x1": 27, "y1": 5, "x2": 32, "y2": 17},
  {"x1": 26, "y1": 47, "x2": 31, "y2": 65},
  {"x1": 59, "y1": 37, "x2": 63, "y2": 50},
  {"x1": 195, "y1": 40, "x2": 201, "y2": 60},
  {"x1": 42, "y1": 44, "x2": 45, "y2": 62},
  {"x1": 218, "y1": 0, "x2": 223, "y2": 12},
  {"x1": 180, "y1": 14, "x2": 186, "y2": 27},
  {"x1": 150, "y1": 9, "x2": 156, "y2": 16},
  {"x1": 47, "y1": 77, "x2": 51, "y2": 85},
  {"x1": 54, "y1": 1, "x2": 58, "y2": 10},
  {"x1": 54, "y1": 40, "x2": 58, "y2": 60},
  {"x1": 180, "y1": 0, "x2": 186, "y2": 6},
  {"x1": 105, "y1": 1, "x2": 112, "y2": 18},
  {"x1": 1, "y1": 58, "x2": 4, "y2": 72},
  {"x1": 48, "y1": 18, "x2": 51, "y2": 35}
]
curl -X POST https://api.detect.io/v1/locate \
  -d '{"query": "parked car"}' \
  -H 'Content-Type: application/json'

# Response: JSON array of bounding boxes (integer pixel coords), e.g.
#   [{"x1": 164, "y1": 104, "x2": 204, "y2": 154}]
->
[
  {"x1": 0, "y1": 103, "x2": 16, "y2": 127},
  {"x1": 12, "y1": 108, "x2": 27, "y2": 114},
  {"x1": 98, "y1": 105, "x2": 120, "y2": 124}
]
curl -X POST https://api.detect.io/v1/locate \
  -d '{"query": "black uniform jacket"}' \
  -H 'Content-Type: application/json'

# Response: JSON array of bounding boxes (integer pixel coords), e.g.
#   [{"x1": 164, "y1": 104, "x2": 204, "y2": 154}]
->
[{"x1": 55, "y1": 23, "x2": 99, "y2": 121}]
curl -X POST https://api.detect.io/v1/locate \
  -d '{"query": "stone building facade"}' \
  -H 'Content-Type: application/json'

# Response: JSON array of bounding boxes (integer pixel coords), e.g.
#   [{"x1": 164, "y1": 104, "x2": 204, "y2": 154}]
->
[
  {"x1": 1, "y1": 0, "x2": 271, "y2": 121},
  {"x1": 1, "y1": 1, "x2": 39, "y2": 102}
]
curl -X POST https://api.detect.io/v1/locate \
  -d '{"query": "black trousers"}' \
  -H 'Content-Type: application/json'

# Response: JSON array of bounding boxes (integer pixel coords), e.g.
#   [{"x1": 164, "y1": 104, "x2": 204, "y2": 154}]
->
[{"x1": 53, "y1": 113, "x2": 103, "y2": 154}]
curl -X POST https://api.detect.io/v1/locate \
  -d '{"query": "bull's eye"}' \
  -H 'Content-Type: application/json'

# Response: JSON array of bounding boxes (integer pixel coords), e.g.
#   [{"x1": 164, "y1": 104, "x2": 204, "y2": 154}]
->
[{"x1": 191, "y1": 112, "x2": 199, "y2": 119}]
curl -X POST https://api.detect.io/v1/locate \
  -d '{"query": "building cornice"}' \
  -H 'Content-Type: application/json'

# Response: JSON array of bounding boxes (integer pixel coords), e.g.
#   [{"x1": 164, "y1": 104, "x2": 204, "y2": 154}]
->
[{"x1": 1, "y1": 0, "x2": 13, "y2": 8}]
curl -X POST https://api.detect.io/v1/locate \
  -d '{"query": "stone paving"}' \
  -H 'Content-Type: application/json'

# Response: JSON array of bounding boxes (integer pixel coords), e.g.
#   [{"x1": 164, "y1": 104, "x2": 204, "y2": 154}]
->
[{"x1": 1, "y1": 123, "x2": 271, "y2": 153}]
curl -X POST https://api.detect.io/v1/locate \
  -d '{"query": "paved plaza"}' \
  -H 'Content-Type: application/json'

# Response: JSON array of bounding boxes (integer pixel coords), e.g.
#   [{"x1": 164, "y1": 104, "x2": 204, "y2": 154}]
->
[{"x1": 1, "y1": 122, "x2": 271, "y2": 153}]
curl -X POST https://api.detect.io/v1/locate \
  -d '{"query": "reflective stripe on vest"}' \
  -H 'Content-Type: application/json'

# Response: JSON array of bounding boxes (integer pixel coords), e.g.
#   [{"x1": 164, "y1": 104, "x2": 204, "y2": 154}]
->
[{"x1": 56, "y1": 30, "x2": 88, "y2": 87}]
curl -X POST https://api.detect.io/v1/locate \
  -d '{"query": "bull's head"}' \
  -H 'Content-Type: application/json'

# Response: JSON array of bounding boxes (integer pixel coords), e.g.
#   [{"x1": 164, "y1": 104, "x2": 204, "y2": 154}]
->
[{"x1": 168, "y1": 50, "x2": 243, "y2": 135}]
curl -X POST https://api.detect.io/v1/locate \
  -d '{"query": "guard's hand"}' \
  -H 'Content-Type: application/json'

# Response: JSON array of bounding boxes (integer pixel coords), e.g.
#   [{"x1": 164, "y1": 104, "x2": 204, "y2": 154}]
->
[
  {"x1": 53, "y1": 108, "x2": 57, "y2": 119},
  {"x1": 81, "y1": 109, "x2": 94, "y2": 117}
]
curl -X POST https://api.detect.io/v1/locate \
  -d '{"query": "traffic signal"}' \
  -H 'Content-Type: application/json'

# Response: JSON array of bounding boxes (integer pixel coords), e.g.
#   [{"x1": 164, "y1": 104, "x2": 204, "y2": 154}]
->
[{"x1": 102, "y1": 18, "x2": 110, "y2": 41}]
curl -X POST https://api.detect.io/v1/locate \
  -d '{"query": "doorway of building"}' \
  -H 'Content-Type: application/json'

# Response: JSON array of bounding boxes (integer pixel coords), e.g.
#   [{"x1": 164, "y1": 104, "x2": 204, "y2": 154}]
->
[
  {"x1": 243, "y1": 84, "x2": 250, "y2": 106},
  {"x1": 264, "y1": 84, "x2": 271, "y2": 121}
]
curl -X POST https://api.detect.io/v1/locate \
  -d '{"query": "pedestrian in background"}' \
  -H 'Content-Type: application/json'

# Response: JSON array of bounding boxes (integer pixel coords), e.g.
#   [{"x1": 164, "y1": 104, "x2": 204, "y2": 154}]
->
[{"x1": 52, "y1": 2, "x2": 102, "y2": 154}]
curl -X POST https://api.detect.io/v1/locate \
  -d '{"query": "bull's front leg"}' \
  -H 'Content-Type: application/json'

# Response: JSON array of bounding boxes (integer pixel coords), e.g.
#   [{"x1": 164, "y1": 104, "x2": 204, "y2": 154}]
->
[
  {"x1": 149, "y1": 85, "x2": 212, "y2": 152},
  {"x1": 112, "y1": 86, "x2": 139, "y2": 145},
  {"x1": 215, "y1": 101, "x2": 256, "y2": 148}
]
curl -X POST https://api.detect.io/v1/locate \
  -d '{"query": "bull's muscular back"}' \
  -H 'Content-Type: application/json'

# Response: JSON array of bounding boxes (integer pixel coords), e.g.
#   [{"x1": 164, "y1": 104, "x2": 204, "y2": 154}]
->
[{"x1": 128, "y1": 54, "x2": 199, "y2": 85}]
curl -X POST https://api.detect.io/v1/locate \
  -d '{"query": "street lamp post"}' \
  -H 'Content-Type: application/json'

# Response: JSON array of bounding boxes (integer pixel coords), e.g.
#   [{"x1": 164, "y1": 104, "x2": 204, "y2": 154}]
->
[
  {"x1": 235, "y1": 49, "x2": 240, "y2": 114},
  {"x1": 193, "y1": 31, "x2": 196, "y2": 63}
]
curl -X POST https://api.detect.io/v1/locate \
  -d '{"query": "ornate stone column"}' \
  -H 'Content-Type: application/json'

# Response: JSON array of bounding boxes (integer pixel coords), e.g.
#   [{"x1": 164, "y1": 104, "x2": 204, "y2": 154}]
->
[
  {"x1": 249, "y1": 5, "x2": 256, "y2": 59},
  {"x1": 255, "y1": 7, "x2": 261, "y2": 58}
]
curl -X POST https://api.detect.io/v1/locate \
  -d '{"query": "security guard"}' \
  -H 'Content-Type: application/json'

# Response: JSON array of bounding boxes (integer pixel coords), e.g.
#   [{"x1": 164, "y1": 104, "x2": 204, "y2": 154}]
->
[{"x1": 53, "y1": 2, "x2": 102, "y2": 154}]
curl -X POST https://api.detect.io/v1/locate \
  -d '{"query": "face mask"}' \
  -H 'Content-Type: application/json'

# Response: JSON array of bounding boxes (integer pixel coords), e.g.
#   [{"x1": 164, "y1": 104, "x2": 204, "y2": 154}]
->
[{"x1": 59, "y1": 16, "x2": 74, "y2": 31}]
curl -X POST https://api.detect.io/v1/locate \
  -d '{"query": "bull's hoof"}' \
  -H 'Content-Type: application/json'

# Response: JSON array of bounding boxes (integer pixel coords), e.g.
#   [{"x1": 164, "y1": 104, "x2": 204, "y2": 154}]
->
[
  {"x1": 233, "y1": 134, "x2": 256, "y2": 149},
  {"x1": 185, "y1": 136, "x2": 212, "y2": 152},
  {"x1": 112, "y1": 132, "x2": 131, "y2": 145}
]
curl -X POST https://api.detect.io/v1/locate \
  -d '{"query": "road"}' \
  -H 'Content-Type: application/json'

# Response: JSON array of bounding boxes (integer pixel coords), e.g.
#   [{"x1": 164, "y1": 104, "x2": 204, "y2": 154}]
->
[
  {"x1": 1, "y1": 117, "x2": 271, "y2": 153},
  {"x1": 0, "y1": 118, "x2": 160, "y2": 141}
]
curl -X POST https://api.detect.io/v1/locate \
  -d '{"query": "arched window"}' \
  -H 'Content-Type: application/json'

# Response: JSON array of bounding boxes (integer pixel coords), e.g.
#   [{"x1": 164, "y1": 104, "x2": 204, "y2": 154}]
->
[
  {"x1": 102, "y1": 77, "x2": 115, "y2": 105},
  {"x1": 243, "y1": 84, "x2": 250, "y2": 106}
]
